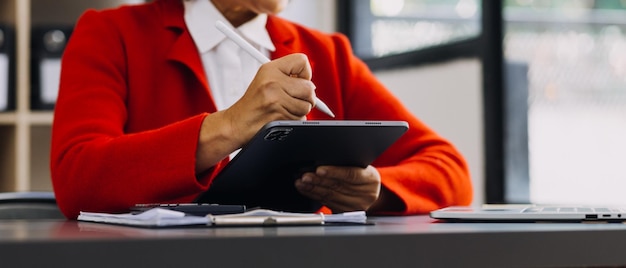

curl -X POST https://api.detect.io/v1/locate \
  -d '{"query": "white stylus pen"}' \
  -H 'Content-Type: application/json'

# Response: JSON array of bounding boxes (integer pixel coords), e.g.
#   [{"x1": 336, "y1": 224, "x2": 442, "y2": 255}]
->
[{"x1": 215, "y1": 20, "x2": 336, "y2": 118}]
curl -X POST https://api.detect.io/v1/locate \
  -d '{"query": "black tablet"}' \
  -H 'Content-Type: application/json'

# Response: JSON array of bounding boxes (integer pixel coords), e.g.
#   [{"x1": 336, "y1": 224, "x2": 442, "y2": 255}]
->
[{"x1": 194, "y1": 120, "x2": 409, "y2": 212}]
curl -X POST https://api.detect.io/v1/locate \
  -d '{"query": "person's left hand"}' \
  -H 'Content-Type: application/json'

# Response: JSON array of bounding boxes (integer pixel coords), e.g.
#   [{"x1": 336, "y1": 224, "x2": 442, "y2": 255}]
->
[{"x1": 294, "y1": 165, "x2": 381, "y2": 213}]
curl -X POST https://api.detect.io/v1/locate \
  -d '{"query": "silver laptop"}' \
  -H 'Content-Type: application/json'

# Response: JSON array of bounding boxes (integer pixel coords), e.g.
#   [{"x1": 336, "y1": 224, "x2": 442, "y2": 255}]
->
[{"x1": 430, "y1": 204, "x2": 626, "y2": 222}]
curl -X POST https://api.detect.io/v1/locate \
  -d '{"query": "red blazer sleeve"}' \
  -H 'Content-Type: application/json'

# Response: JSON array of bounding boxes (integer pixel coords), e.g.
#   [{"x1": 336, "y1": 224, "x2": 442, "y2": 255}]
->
[
  {"x1": 267, "y1": 17, "x2": 473, "y2": 215},
  {"x1": 51, "y1": 5, "x2": 225, "y2": 219}
]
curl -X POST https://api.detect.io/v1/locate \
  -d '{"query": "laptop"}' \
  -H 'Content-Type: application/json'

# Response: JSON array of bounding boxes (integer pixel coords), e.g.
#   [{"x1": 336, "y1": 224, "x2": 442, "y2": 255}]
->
[
  {"x1": 430, "y1": 204, "x2": 626, "y2": 223},
  {"x1": 195, "y1": 120, "x2": 408, "y2": 212}
]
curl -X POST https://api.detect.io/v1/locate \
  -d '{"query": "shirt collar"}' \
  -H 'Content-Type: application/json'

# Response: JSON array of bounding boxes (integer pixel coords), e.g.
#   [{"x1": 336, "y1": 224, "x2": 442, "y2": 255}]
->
[{"x1": 183, "y1": 0, "x2": 275, "y2": 54}]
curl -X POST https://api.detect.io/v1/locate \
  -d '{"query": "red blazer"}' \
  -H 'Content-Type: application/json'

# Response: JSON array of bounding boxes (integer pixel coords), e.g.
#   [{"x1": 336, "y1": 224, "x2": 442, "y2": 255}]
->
[{"x1": 51, "y1": 0, "x2": 472, "y2": 219}]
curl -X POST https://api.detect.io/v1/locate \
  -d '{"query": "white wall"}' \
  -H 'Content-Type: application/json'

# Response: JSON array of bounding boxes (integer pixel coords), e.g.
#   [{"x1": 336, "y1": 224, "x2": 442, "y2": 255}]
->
[
  {"x1": 375, "y1": 61, "x2": 484, "y2": 205},
  {"x1": 281, "y1": 1, "x2": 485, "y2": 205},
  {"x1": 279, "y1": 0, "x2": 336, "y2": 33}
]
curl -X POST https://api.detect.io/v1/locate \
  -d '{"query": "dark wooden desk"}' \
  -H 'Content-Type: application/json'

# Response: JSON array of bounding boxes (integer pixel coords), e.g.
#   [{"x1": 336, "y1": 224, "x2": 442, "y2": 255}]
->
[{"x1": 1, "y1": 216, "x2": 626, "y2": 267}]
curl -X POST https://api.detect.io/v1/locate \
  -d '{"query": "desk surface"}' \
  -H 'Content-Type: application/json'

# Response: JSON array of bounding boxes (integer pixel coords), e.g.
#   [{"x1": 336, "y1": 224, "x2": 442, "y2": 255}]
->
[{"x1": 2, "y1": 215, "x2": 626, "y2": 267}]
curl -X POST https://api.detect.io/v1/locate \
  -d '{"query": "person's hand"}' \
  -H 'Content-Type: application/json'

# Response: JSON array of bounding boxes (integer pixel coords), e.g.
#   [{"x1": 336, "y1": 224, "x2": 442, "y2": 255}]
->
[
  {"x1": 195, "y1": 53, "x2": 316, "y2": 173},
  {"x1": 294, "y1": 165, "x2": 381, "y2": 213},
  {"x1": 222, "y1": 53, "x2": 317, "y2": 147}
]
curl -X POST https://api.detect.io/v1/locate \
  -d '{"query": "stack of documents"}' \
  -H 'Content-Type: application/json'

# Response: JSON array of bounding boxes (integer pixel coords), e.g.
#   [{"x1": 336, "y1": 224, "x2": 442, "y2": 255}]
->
[
  {"x1": 78, "y1": 208, "x2": 209, "y2": 227},
  {"x1": 78, "y1": 208, "x2": 368, "y2": 228},
  {"x1": 208, "y1": 209, "x2": 324, "y2": 226},
  {"x1": 323, "y1": 211, "x2": 368, "y2": 224},
  {"x1": 207, "y1": 209, "x2": 367, "y2": 226}
]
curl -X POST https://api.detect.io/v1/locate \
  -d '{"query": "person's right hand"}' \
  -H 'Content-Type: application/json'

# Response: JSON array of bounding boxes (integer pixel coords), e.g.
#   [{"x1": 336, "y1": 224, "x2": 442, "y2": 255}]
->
[
  {"x1": 195, "y1": 53, "x2": 317, "y2": 173},
  {"x1": 223, "y1": 53, "x2": 317, "y2": 145}
]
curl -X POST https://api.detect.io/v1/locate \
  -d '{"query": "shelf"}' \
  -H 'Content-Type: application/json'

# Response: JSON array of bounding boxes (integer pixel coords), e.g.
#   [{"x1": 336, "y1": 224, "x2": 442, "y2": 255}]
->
[
  {"x1": 0, "y1": 111, "x2": 53, "y2": 125},
  {"x1": 28, "y1": 111, "x2": 53, "y2": 125},
  {"x1": 0, "y1": 112, "x2": 16, "y2": 124},
  {"x1": 0, "y1": 0, "x2": 139, "y2": 192}
]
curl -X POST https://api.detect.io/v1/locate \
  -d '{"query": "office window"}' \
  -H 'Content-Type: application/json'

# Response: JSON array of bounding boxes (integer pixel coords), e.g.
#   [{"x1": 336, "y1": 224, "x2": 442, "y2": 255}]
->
[
  {"x1": 339, "y1": 1, "x2": 500, "y2": 205},
  {"x1": 504, "y1": 0, "x2": 626, "y2": 206},
  {"x1": 345, "y1": 0, "x2": 482, "y2": 59}
]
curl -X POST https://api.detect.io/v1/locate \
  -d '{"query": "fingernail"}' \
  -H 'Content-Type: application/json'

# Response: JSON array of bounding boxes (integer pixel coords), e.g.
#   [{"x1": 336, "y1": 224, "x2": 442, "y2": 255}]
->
[
  {"x1": 316, "y1": 168, "x2": 326, "y2": 176},
  {"x1": 296, "y1": 178, "x2": 312, "y2": 191},
  {"x1": 302, "y1": 175, "x2": 312, "y2": 183}
]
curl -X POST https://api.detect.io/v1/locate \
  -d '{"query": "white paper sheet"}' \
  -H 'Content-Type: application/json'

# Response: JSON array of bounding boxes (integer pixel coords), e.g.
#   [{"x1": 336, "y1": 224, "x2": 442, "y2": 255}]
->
[{"x1": 78, "y1": 208, "x2": 210, "y2": 227}]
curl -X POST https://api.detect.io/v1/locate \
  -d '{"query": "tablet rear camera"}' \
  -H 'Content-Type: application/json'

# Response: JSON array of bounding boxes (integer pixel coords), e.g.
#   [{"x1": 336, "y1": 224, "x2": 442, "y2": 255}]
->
[{"x1": 264, "y1": 128, "x2": 293, "y2": 141}]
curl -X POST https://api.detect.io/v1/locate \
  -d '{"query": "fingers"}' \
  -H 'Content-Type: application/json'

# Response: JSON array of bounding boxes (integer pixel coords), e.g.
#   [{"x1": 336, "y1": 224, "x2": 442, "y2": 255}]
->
[
  {"x1": 256, "y1": 79, "x2": 313, "y2": 119},
  {"x1": 294, "y1": 166, "x2": 381, "y2": 213},
  {"x1": 280, "y1": 77, "x2": 316, "y2": 116},
  {"x1": 255, "y1": 53, "x2": 317, "y2": 117},
  {"x1": 295, "y1": 176, "x2": 359, "y2": 212},
  {"x1": 276, "y1": 53, "x2": 313, "y2": 80}
]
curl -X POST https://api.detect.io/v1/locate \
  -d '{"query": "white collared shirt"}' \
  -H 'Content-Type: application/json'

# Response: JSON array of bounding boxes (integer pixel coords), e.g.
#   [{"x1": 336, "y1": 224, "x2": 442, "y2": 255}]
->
[{"x1": 183, "y1": 0, "x2": 276, "y2": 111}]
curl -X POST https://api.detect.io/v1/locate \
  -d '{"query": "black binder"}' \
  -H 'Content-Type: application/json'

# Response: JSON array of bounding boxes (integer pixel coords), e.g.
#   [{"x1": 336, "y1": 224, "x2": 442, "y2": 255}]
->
[
  {"x1": 0, "y1": 25, "x2": 15, "y2": 112},
  {"x1": 30, "y1": 26, "x2": 72, "y2": 110}
]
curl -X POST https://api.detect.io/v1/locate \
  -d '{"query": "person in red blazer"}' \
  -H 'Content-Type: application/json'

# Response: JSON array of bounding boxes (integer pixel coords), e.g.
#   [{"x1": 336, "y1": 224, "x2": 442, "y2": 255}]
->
[{"x1": 51, "y1": 0, "x2": 473, "y2": 219}]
